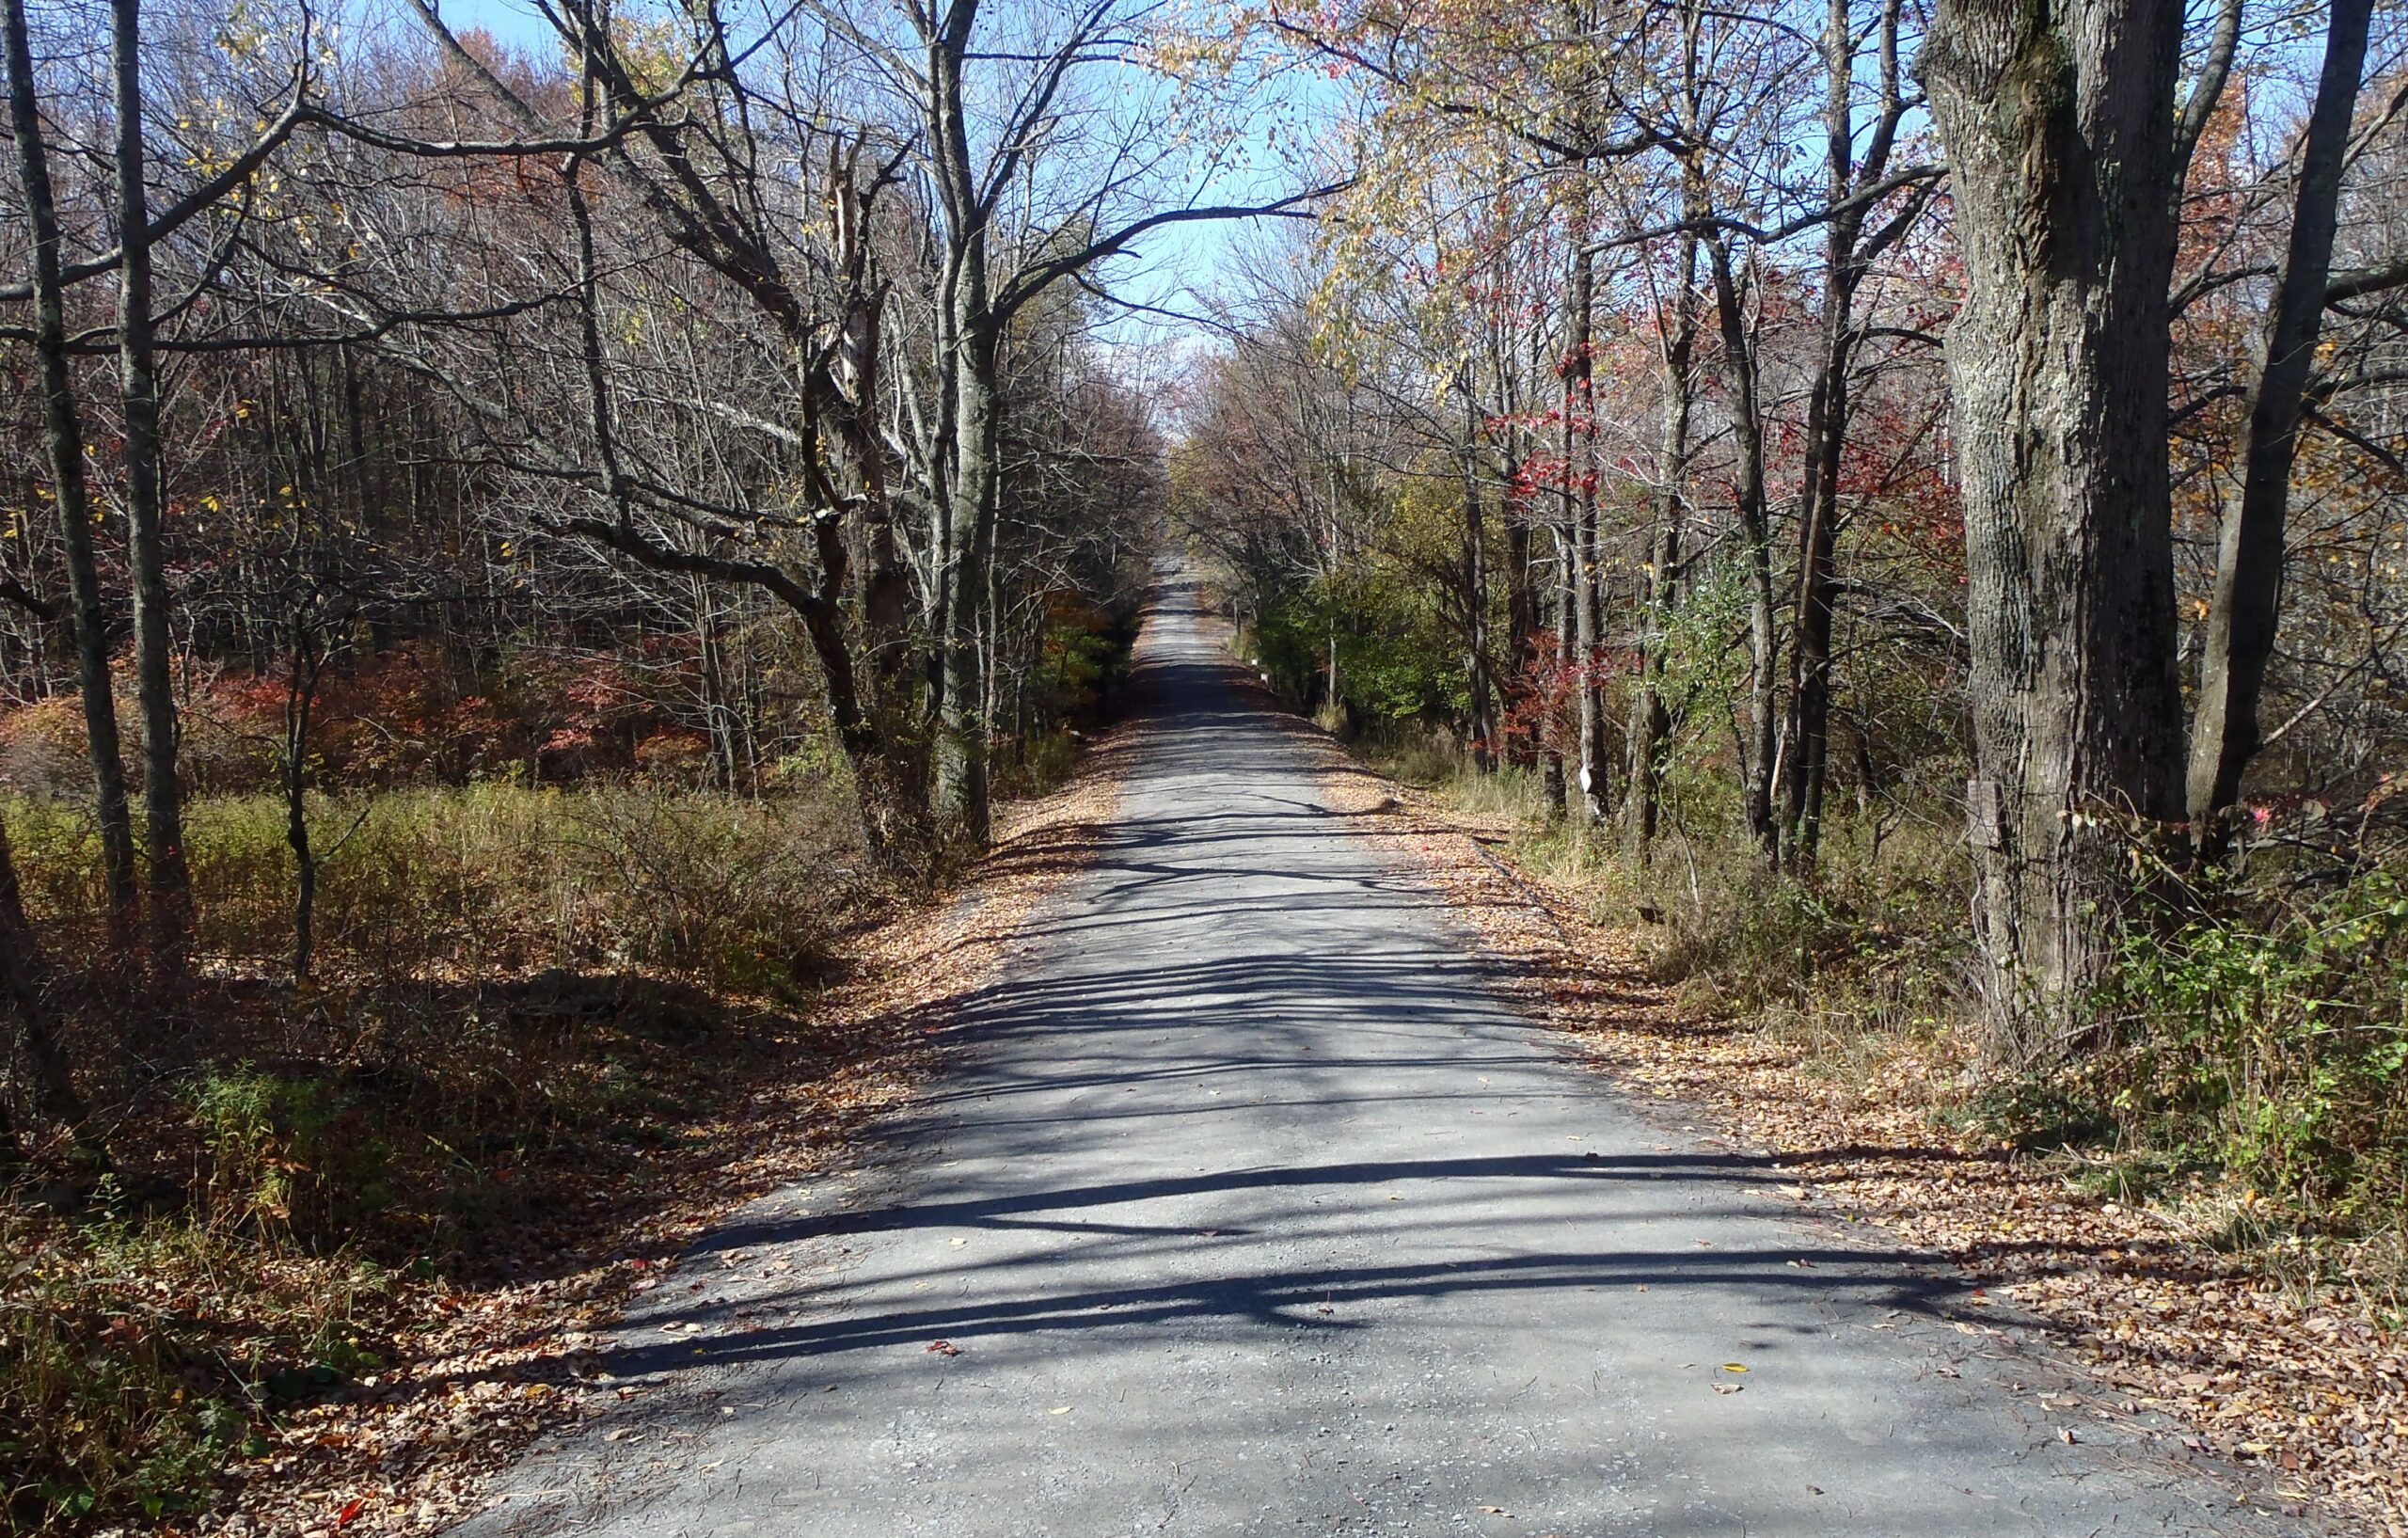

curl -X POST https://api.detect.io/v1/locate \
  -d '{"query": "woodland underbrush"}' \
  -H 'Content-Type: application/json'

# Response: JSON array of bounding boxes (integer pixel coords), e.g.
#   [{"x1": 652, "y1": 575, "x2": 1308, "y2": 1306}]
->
[
  {"x1": 1371, "y1": 735, "x2": 2408, "y2": 1314},
  {"x1": 0, "y1": 780, "x2": 884, "y2": 1534}
]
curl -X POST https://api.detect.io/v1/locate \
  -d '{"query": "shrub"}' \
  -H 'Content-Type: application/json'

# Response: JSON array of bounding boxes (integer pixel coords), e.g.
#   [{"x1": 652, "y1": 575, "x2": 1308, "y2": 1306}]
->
[
  {"x1": 565, "y1": 790, "x2": 853, "y2": 992},
  {"x1": 187, "y1": 1070, "x2": 388, "y2": 1239},
  {"x1": 2106, "y1": 864, "x2": 2408, "y2": 1223},
  {"x1": 0, "y1": 1208, "x2": 401, "y2": 1534},
  {"x1": 4, "y1": 782, "x2": 863, "y2": 1000}
]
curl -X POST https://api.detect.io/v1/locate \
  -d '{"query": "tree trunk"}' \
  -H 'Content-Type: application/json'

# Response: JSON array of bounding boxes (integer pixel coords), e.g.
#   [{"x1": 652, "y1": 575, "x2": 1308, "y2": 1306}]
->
[
  {"x1": 1781, "y1": 5, "x2": 1864, "y2": 874},
  {"x1": 827, "y1": 158, "x2": 929, "y2": 841},
  {"x1": 926, "y1": 13, "x2": 996, "y2": 845},
  {"x1": 936, "y1": 316, "x2": 998, "y2": 841},
  {"x1": 1922, "y1": 0, "x2": 2189, "y2": 1060},
  {"x1": 1461, "y1": 393, "x2": 1494, "y2": 771},
  {"x1": 2185, "y1": 0, "x2": 2373, "y2": 860},
  {"x1": 1504, "y1": 451, "x2": 1538, "y2": 769},
  {"x1": 282, "y1": 638, "x2": 318, "y2": 984},
  {"x1": 4, "y1": 0, "x2": 139, "y2": 944},
  {"x1": 113, "y1": 0, "x2": 193, "y2": 972},
  {"x1": 1630, "y1": 227, "x2": 1702, "y2": 864},
  {"x1": 1545, "y1": 520, "x2": 1573, "y2": 814},
  {"x1": 1563, "y1": 243, "x2": 1607, "y2": 832},
  {"x1": 1707, "y1": 236, "x2": 1780, "y2": 861}
]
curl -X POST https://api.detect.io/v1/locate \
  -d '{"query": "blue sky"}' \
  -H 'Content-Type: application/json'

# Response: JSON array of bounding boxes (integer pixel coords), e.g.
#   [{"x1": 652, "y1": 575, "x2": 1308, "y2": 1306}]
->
[
  {"x1": 428, "y1": 0, "x2": 558, "y2": 54},
  {"x1": 406, "y1": 0, "x2": 1329, "y2": 357}
]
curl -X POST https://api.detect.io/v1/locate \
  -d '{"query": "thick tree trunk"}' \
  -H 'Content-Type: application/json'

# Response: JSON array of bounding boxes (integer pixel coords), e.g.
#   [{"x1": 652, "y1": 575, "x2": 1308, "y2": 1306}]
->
[
  {"x1": 936, "y1": 319, "x2": 998, "y2": 842},
  {"x1": 1922, "y1": 0, "x2": 2188, "y2": 1060},
  {"x1": 4, "y1": 0, "x2": 138, "y2": 943},
  {"x1": 2186, "y1": 0, "x2": 2372, "y2": 859},
  {"x1": 826, "y1": 162, "x2": 927, "y2": 833},
  {"x1": 925, "y1": 14, "x2": 996, "y2": 845},
  {"x1": 113, "y1": 0, "x2": 193, "y2": 971}
]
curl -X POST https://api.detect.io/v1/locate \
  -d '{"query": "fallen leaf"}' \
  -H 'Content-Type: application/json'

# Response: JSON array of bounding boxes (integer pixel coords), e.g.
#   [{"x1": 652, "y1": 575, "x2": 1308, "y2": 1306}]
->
[{"x1": 926, "y1": 1340, "x2": 961, "y2": 1356}]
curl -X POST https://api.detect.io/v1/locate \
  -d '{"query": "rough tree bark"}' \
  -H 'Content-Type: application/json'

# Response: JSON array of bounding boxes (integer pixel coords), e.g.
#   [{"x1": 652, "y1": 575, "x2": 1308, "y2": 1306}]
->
[
  {"x1": 4, "y1": 0, "x2": 139, "y2": 943},
  {"x1": 1921, "y1": 0, "x2": 2189, "y2": 1060},
  {"x1": 925, "y1": 8, "x2": 997, "y2": 842},
  {"x1": 2185, "y1": 0, "x2": 2374, "y2": 860}
]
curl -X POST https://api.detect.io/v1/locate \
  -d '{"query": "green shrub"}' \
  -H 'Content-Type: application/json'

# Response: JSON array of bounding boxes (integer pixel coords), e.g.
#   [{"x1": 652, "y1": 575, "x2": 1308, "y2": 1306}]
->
[
  {"x1": 2106, "y1": 865, "x2": 2408, "y2": 1223},
  {"x1": 185, "y1": 1070, "x2": 392, "y2": 1239},
  {"x1": 1005, "y1": 729, "x2": 1083, "y2": 797}
]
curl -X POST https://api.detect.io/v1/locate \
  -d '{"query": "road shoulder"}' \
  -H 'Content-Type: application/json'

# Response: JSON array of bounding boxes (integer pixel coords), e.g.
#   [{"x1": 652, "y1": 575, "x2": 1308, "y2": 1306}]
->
[{"x1": 1310, "y1": 742, "x2": 2367, "y2": 1536}]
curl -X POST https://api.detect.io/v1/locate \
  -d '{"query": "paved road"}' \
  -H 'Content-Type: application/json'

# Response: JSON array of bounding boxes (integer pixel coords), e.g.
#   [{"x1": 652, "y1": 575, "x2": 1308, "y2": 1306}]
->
[{"x1": 457, "y1": 578, "x2": 2290, "y2": 1537}]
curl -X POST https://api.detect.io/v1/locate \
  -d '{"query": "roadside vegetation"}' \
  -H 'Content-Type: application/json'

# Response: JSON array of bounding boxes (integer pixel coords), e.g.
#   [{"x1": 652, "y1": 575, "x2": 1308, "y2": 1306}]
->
[
  {"x1": 1348, "y1": 733, "x2": 2408, "y2": 1311},
  {"x1": 0, "y1": 610, "x2": 1137, "y2": 1534},
  {"x1": 1, "y1": 0, "x2": 1174, "y2": 1524},
  {"x1": 1174, "y1": 0, "x2": 2408, "y2": 1315},
  {"x1": 1171, "y1": 0, "x2": 2407, "y2": 1515}
]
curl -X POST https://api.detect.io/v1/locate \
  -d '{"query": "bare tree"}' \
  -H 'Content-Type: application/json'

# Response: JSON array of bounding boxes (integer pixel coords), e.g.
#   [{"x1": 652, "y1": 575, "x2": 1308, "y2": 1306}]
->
[{"x1": 4, "y1": 0, "x2": 139, "y2": 940}]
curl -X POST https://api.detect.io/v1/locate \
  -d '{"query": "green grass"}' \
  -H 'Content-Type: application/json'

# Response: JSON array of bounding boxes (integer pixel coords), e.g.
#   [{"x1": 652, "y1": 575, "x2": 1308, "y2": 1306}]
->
[{"x1": 2, "y1": 1204, "x2": 405, "y2": 1533}]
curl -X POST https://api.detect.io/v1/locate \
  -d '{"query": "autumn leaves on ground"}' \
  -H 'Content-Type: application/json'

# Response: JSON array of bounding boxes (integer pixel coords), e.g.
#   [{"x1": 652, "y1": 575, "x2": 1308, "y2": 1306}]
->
[
  {"x1": 1317, "y1": 749, "x2": 2408, "y2": 1534},
  {"x1": 6, "y1": 0, "x2": 2408, "y2": 1528},
  {"x1": 1, "y1": 712, "x2": 1139, "y2": 1537}
]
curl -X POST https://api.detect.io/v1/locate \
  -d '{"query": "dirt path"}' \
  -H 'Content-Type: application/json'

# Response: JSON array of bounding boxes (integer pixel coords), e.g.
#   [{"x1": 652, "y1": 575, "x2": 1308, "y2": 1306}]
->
[{"x1": 450, "y1": 575, "x2": 2304, "y2": 1537}]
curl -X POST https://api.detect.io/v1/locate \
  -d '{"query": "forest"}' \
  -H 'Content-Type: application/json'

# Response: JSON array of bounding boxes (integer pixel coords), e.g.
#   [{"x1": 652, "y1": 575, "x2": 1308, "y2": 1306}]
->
[
  {"x1": 1183, "y1": 0, "x2": 2408, "y2": 1244},
  {"x1": 1, "y1": 0, "x2": 2405, "y2": 1529}
]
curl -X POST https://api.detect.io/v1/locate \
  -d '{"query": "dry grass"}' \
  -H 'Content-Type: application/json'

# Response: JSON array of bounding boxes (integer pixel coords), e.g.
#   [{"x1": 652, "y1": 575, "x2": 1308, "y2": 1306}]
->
[{"x1": 2, "y1": 729, "x2": 1138, "y2": 1536}]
